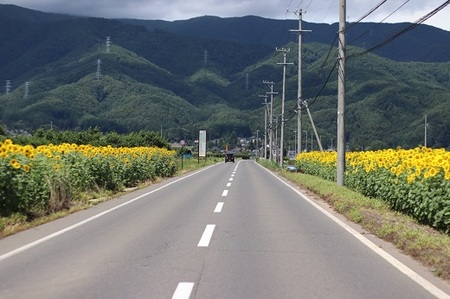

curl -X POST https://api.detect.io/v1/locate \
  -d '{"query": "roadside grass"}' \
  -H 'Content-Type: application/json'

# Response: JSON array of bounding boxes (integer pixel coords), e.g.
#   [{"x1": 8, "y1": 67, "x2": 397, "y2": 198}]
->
[
  {"x1": 0, "y1": 156, "x2": 221, "y2": 239},
  {"x1": 259, "y1": 159, "x2": 450, "y2": 281}
]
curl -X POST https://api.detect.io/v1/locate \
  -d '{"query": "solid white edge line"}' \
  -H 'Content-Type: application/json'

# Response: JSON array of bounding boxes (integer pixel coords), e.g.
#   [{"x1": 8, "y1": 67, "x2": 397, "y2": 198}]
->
[
  {"x1": 197, "y1": 224, "x2": 216, "y2": 247},
  {"x1": 214, "y1": 202, "x2": 224, "y2": 213},
  {"x1": 257, "y1": 163, "x2": 450, "y2": 299},
  {"x1": 0, "y1": 164, "x2": 220, "y2": 263},
  {"x1": 172, "y1": 282, "x2": 194, "y2": 299},
  {"x1": 221, "y1": 190, "x2": 229, "y2": 197}
]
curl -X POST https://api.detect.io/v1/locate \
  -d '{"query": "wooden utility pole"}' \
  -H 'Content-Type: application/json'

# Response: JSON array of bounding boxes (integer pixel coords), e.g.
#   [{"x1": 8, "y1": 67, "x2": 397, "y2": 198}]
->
[
  {"x1": 264, "y1": 80, "x2": 277, "y2": 162},
  {"x1": 290, "y1": 9, "x2": 311, "y2": 154},
  {"x1": 276, "y1": 48, "x2": 293, "y2": 167},
  {"x1": 259, "y1": 94, "x2": 269, "y2": 159},
  {"x1": 337, "y1": 0, "x2": 346, "y2": 186}
]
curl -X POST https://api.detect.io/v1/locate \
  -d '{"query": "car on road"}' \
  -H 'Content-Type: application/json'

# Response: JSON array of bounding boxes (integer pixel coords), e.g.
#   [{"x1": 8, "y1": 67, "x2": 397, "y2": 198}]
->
[{"x1": 225, "y1": 153, "x2": 235, "y2": 163}]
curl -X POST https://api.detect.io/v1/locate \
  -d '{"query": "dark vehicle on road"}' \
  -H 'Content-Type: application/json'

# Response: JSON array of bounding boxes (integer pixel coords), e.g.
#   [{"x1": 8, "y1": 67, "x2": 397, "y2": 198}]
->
[{"x1": 225, "y1": 153, "x2": 235, "y2": 163}]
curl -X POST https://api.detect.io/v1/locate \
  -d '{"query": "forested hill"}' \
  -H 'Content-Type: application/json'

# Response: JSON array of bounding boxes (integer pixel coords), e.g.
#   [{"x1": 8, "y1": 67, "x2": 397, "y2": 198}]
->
[
  {"x1": 120, "y1": 15, "x2": 450, "y2": 63},
  {"x1": 0, "y1": 4, "x2": 449, "y2": 149}
]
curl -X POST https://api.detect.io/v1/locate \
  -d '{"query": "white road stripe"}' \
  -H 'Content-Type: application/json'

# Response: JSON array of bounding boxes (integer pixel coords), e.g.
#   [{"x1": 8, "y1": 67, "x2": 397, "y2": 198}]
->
[
  {"x1": 172, "y1": 282, "x2": 194, "y2": 299},
  {"x1": 258, "y1": 163, "x2": 450, "y2": 299},
  {"x1": 229, "y1": 177, "x2": 233, "y2": 181},
  {"x1": 0, "y1": 164, "x2": 219, "y2": 262},
  {"x1": 221, "y1": 190, "x2": 229, "y2": 197},
  {"x1": 226, "y1": 182, "x2": 232, "y2": 187},
  {"x1": 214, "y1": 202, "x2": 224, "y2": 213},
  {"x1": 198, "y1": 224, "x2": 216, "y2": 247}
]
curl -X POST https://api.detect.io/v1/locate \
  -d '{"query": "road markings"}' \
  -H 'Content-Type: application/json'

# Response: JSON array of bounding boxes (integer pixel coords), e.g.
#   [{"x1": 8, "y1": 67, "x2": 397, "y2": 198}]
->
[
  {"x1": 172, "y1": 282, "x2": 194, "y2": 299},
  {"x1": 0, "y1": 164, "x2": 219, "y2": 262},
  {"x1": 214, "y1": 202, "x2": 224, "y2": 213},
  {"x1": 198, "y1": 224, "x2": 216, "y2": 247},
  {"x1": 229, "y1": 177, "x2": 233, "y2": 181},
  {"x1": 258, "y1": 163, "x2": 450, "y2": 299},
  {"x1": 221, "y1": 190, "x2": 229, "y2": 197},
  {"x1": 226, "y1": 182, "x2": 232, "y2": 187}
]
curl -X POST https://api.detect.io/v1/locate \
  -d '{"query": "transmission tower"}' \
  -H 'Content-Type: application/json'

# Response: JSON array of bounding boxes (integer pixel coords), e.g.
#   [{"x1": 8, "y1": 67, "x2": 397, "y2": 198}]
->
[
  {"x1": 204, "y1": 50, "x2": 208, "y2": 65},
  {"x1": 24, "y1": 82, "x2": 30, "y2": 99},
  {"x1": 106, "y1": 36, "x2": 111, "y2": 53},
  {"x1": 96, "y1": 59, "x2": 102, "y2": 80},
  {"x1": 5, "y1": 80, "x2": 11, "y2": 94}
]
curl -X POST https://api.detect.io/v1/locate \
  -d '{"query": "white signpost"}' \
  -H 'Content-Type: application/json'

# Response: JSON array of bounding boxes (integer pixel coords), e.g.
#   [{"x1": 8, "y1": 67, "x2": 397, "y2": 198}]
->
[{"x1": 199, "y1": 130, "x2": 207, "y2": 161}]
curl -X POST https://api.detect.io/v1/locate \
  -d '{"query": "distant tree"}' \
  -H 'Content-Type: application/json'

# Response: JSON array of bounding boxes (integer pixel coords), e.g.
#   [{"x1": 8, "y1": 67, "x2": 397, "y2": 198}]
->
[{"x1": 0, "y1": 124, "x2": 7, "y2": 136}]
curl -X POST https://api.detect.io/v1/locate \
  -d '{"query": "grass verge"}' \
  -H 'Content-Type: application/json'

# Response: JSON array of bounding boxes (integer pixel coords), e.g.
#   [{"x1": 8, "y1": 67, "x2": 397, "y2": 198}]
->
[{"x1": 259, "y1": 159, "x2": 450, "y2": 281}]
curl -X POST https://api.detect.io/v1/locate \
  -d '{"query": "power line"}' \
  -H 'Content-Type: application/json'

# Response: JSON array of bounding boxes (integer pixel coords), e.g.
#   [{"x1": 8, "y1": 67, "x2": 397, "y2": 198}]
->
[
  {"x1": 349, "y1": 0, "x2": 450, "y2": 59},
  {"x1": 346, "y1": 0, "x2": 389, "y2": 32},
  {"x1": 349, "y1": 0, "x2": 411, "y2": 45}
]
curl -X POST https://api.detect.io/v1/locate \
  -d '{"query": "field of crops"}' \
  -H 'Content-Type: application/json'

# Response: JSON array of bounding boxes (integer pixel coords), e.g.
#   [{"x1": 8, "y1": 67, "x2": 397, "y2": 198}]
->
[
  {"x1": 295, "y1": 147, "x2": 450, "y2": 233},
  {"x1": 0, "y1": 139, "x2": 176, "y2": 218}
]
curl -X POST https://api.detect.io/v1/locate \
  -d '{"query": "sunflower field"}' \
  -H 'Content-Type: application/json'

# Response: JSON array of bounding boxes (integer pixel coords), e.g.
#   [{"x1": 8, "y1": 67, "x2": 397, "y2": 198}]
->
[
  {"x1": 295, "y1": 147, "x2": 450, "y2": 233},
  {"x1": 0, "y1": 139, "x2": 176, "y2": 218}
]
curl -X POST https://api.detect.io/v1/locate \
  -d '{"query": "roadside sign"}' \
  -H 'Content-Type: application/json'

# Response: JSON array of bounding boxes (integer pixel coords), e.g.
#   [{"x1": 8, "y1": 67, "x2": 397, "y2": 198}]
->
[{"x1": 199, "y1": 130, "x2": 206, "y2": 157}]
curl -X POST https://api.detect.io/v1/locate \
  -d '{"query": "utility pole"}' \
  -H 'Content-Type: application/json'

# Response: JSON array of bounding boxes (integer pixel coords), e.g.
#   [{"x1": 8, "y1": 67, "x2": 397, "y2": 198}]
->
[
  {"x1": 264, "y1": 80, "x2": 277, "y2": 162},
  {"x1": 276, "y1": 48, "x2": 293, "y2": 167},
  {"x1": 293, "y1": 130, "x2": 297, "y2": 154},
  {"x1": 337, "y1": 0, "x2": 347, "y2": 186},
  {"x1": 259, "y1": 94, "x2": 269, "y2": 159},
  {"x1": 274, "y1": 115, "x2": 279, "y2": 162},
  {"x1": 304, "y1": 130, "x2": 308, "y2": 152},
  {"x1": 290, "y1": 9, "x2": 311, "y2": 155},
  {"x1": 256, "y1": 130, "x2": 260, "y2": 159}
]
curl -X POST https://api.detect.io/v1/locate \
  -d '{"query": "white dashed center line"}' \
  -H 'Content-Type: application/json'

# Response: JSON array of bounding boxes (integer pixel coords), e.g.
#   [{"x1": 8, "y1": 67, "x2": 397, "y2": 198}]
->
[
  {"x1": 214, "y1": 202, "x2": 224, "y2": 213},
  {"x1": 197, "y1": 224, "x2": 216, "y2": 247},
  {"x1": 226, "y1": 182, "x2": 232, "y2": 187},
  {"x1": 172, "y1": 282, "x2": 194, "y2": 299},
  {"x1": 229, "y1": 177, "x2": 233, "y2": 181},
  {"x1": 221, "y1": 190, "x2": 229, "y2": 197}
]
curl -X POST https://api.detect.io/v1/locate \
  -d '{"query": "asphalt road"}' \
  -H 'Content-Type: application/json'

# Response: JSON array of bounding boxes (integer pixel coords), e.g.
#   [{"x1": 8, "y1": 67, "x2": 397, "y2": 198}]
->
[{"x1": 0, "y1": 160, "x2": 449, "y2": 298}]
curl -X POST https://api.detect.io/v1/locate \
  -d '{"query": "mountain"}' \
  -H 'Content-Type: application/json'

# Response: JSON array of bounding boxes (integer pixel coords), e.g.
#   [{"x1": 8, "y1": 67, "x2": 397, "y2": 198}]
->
[
  {"x1": 0, "y1": 4, "x2": 449, "y2": 149},
  {"x1": 121, "y1": 15, "x2": 450, "y2": 63}
]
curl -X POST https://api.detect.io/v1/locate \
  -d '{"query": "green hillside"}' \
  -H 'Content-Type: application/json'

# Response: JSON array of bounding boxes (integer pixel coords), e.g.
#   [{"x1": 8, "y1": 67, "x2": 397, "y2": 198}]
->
[{"x1": 0, "y1": 4, "x2": 449, "y2": 149}]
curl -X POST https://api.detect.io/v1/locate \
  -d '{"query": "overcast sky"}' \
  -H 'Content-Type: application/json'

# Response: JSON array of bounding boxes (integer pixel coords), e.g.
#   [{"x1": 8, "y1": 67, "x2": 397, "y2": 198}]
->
[{"x1": 1, "y1": 0, "x2": 449, "y2": 31}]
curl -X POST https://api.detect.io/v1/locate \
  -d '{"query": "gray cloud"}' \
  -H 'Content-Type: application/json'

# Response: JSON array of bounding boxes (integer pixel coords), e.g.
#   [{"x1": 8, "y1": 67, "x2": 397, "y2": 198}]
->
[{"x1": 0, "y1": 0, "x2": 449, "y2": 30}]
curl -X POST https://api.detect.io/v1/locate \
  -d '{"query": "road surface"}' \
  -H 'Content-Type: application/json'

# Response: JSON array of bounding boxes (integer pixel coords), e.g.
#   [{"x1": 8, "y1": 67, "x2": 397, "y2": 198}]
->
[{"x1": 0, "y1": 160, "x2": 449, "y2": 298}]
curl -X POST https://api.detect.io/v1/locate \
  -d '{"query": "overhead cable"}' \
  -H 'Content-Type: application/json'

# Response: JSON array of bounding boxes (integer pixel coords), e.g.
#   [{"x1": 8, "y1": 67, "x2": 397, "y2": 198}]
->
[
  {"x1": 347, "y1": 0, "x2": 388, "y2": 30},
  {"x1": 349, "y1": 0, "x2": 411, "y2": 44},
  {"x1": 349, "y1": 0, "x2": 450, "y2": 59}
]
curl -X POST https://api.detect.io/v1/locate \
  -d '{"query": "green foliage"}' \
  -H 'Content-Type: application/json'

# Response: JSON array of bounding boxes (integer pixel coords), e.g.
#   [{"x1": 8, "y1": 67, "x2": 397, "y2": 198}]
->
[
  {"x1": 0, "y1": 140, "x2": 177, "y2": 217},
  {"x1": 0, "y1": 6, "x2": 449, "y2": 149},
  {"x1": 11, "y1": 128, "x2": 170, "y2": 149}
]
